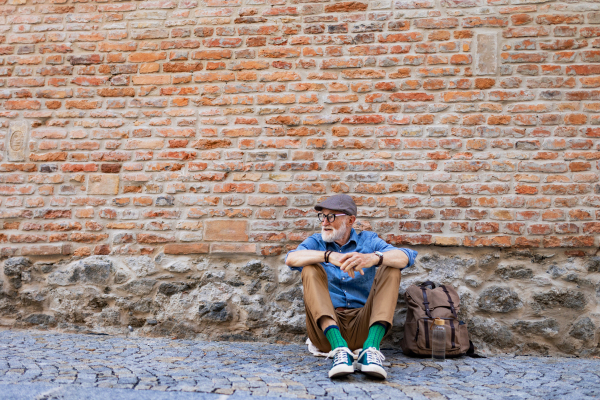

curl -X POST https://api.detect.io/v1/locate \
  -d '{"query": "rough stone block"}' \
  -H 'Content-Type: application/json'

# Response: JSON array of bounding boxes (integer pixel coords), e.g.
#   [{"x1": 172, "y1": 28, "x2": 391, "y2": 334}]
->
[
  {"x1": 124, "y1": 256, "x2": 157, "y2": 277},
  {"x1": 47, "y1": 256, "x2": 112, "y2": 286}
]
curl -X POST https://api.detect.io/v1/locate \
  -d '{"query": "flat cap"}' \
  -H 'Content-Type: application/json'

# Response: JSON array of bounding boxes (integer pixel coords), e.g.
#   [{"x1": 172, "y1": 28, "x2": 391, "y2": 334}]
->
[{"x1": 314, "y1": 194, "x2": 357, "y2": 216}]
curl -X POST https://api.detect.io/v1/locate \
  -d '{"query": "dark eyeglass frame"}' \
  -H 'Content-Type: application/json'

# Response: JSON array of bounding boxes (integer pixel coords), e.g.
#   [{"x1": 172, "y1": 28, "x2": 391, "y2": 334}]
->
[{"x1": 317, "y1": 212, "x2": 347, "y2": 223}]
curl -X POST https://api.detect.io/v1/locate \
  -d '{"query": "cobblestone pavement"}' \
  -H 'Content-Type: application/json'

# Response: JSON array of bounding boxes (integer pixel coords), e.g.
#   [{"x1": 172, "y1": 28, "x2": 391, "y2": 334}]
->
[{"x1": 0, "y1": 330, "x2": 599, "y2": 400}]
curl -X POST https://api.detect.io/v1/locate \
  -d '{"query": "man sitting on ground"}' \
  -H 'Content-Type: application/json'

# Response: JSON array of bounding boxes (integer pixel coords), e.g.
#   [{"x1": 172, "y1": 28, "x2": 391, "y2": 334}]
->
[{"x1": 286, "y1": 194, "x2": 417, "y2": 379}]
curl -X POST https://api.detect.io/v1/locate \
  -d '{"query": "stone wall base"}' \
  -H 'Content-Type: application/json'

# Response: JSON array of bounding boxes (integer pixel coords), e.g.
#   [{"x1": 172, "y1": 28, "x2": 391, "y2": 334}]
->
[{"x1": 1, "y1": 247, "x2": 599, "y2": 356}]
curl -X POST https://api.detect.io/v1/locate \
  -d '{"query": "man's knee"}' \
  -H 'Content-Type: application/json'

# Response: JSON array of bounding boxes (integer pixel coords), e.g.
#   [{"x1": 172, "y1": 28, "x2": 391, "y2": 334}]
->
[
  {"x1": 376, "y1": 265, "x2": 401, "y2": 285},
  {"x1": 301, "y1": 263, "x2": 325, "y2": 282}
]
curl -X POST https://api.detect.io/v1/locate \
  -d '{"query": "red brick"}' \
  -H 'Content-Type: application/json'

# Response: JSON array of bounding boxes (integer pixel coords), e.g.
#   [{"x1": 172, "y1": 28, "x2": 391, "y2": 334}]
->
[
  {"x1": 324, "y1": 2, "x2": 368, "y2": 12},
  {"x1": 205, "y1": 220, "x2": 248, "y2": 241},
  {"x1": 464, "y1": 236, "x2": 511, "y2": 247},
  {"x1": 164, "y1": 243, "x2": 210, "y2": 254},
  {"x1": 543, "y1": 236, "x2": 595, "y2": 248},
  {"x1": 211, "y1": 243, "x2": 257, "y2": 253}
]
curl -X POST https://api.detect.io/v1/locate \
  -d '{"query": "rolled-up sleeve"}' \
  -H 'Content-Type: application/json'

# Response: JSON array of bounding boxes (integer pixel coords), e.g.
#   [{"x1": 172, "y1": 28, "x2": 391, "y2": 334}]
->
[
  {"x1": 370, "y1": 233, "x2": 418, "y2": 268},
  {"x1": 285, "y1": 235, "x2": 322, "y2": 271},
  {"x1": 399, "y1": 248, "x2": 418, "y2": 268}
]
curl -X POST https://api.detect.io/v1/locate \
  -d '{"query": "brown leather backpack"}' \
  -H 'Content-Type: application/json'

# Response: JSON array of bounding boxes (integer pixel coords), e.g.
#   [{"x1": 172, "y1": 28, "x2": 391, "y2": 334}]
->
[{"x1": 400, "y1": 281, "x2": 474, "y2": 357}]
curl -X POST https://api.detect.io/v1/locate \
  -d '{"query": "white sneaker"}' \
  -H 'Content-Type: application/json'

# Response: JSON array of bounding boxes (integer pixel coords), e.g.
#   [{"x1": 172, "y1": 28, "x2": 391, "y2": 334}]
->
[
  {"x1": 327, "y1": 347, "x2": 355, "y2": 378},
  {"x1": 356, "y1": 347, "x2": 387, "y2": 379}
]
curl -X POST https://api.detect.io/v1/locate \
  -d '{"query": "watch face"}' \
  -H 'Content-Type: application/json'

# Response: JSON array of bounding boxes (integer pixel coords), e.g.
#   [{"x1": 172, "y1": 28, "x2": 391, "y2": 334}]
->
[{"x1": 375, "y1": 251, "x2": 383, "y2": 256}]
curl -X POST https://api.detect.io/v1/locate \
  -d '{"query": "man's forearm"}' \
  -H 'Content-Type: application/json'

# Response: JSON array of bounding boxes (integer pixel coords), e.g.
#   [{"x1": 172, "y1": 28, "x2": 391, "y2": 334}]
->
[
  {"x1": 286, "y1": 249, "x2": 411, "y2": 269},
  {"x1": 285, "y1": 250, "x2": 326, "y2": 267},
  {"x1": 381, "y1": 249, "x2": 410, "y2": 269}
]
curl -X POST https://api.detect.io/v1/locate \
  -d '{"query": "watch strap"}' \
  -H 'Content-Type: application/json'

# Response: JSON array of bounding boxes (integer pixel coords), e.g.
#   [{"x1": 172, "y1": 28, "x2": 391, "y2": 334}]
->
[{"x1": 376, "y1": 252, "x2": 383, "y2": 266}]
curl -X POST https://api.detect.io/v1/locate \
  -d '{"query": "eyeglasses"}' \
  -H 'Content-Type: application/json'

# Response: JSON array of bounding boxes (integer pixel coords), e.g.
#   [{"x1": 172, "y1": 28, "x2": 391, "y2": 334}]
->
[{"x1": 317, "y1": 213, "x2": 347, "y2": 223}]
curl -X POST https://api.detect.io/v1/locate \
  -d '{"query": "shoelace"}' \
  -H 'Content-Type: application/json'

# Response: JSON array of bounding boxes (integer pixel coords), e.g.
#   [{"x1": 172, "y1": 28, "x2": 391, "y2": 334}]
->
[
  {"x1": 363, "y1": 347, "x2": 385, "y2": 365},
  {"x1": 327, "y1": 347, "x2": 355, "y2": 366}
]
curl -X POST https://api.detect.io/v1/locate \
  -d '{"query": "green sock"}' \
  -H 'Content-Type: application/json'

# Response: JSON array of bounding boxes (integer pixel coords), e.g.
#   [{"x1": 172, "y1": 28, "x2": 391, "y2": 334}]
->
[
  {"x1": 324, "y1": 325, "x2": 348, "y2": 350},
  {"x1": 363, "y1": 322, "x2": 387, "y2": 350}
]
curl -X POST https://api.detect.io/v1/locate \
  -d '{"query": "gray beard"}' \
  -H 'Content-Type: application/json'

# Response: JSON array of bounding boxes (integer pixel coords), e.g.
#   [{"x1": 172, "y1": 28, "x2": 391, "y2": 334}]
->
[{"x1": 322, "y1": 220, "x2": 348, "y2": 243}]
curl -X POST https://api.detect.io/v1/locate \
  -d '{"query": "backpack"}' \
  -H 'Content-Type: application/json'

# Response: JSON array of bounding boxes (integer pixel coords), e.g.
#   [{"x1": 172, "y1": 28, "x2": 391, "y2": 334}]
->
[{"x1": 400, "y1": 281, "x2": 475, "y2": 357}]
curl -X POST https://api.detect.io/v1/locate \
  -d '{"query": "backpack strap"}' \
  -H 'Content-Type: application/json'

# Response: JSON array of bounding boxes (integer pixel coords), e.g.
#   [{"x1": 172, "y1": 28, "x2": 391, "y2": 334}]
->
[
  {"x1": 440, "y1": 284, "x2": 458, "y2": 319},
  {"x1": 424, "y1": 319, "x2": 430, "y2": 349},
  {"x1": 420, "y1": 287, "x2": 433, "y2": 319},
  {"x1": 448, "y1": 319, "x2": 456, "y2": 349},
  {"x1": 420, "y1": 281, "x2": 436, "y2": 289}
]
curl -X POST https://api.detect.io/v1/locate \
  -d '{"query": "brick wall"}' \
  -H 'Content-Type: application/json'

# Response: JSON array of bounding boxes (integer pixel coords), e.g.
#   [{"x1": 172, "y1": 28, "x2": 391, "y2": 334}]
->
[{"x1": 1, "y1": 0, "x2": 600, "y2": 258}]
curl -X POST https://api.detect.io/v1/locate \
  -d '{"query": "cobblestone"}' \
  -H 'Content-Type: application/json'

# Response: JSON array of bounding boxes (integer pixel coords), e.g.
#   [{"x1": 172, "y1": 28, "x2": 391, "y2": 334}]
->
[{"x1": 0, "y1": 330, "x2": 599, "y2": 400}]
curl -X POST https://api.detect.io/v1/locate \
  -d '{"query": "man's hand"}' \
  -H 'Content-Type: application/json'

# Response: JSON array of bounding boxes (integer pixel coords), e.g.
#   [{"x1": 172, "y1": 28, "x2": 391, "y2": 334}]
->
[{"x1": 336, "y1": 252, "x2": 378, "y2": 278}]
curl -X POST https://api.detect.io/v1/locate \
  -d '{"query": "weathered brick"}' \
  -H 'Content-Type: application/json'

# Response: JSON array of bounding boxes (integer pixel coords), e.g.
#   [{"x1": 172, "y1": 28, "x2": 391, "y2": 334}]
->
[
  {"x1": 324, "y1": 2, "x2": 368, "y2": 12},
  {"x1": 164, "y1": 243, "x2": 210, "y2": 254},
  {"x1": 205, "y1": 220, "x2": 248, "y2": 242},
  {"x1": 88, "y1": 175, "x2": 119, "y2": 195}
]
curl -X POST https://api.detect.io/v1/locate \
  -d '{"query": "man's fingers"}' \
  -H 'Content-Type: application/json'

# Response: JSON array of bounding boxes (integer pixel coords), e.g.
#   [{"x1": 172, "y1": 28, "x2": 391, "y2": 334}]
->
[
  {"x1": 342, "y1": 258, "x2": 357, "y2": 270},
  {"x1": 338, "y1": 253, "x2": 375, "y2": 279},
  {"x1": 340, "y1": 254, "x2": 369, "y2": 277}
]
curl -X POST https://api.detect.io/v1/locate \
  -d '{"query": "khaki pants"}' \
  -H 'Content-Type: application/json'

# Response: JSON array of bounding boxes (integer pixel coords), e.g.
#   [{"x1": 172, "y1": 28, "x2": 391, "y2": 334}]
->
[{"x1": 301, "y1": 263, "x2": 402, "y2": 353}]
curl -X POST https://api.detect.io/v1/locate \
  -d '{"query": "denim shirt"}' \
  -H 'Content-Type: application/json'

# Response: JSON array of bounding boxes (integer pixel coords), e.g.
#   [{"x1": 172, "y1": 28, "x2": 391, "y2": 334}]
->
[{"x1": 286, "y1": 229, "x2": 418, "y2": 309}]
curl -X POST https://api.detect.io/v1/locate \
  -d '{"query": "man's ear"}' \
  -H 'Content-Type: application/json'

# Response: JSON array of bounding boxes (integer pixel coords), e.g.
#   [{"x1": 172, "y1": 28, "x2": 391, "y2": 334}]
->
[{"x1": 349, "y1": 215, "x2": 356, "y2": 225}]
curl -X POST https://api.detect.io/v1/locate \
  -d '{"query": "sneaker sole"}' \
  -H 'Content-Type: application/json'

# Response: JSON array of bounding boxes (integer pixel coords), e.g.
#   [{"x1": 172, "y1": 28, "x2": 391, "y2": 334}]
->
[
  {"x1": 328, "y1": 365, "x2": 354, "y2": 379},
  {"x1": 357, "y1": 363, "x2": 387, "y2": 379}
]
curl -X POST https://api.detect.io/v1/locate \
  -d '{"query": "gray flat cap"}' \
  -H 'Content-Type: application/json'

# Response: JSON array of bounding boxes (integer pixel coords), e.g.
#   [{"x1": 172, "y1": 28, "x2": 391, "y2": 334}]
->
[{"x1": 314, "y1": 194, "x2": 357, "y2": 216}]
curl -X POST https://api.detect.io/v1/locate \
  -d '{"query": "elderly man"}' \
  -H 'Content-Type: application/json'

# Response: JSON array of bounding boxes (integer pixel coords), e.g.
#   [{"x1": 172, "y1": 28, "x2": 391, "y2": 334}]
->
[{"x1": 286, "y1": 194, "x2": 417, "y2": 379}]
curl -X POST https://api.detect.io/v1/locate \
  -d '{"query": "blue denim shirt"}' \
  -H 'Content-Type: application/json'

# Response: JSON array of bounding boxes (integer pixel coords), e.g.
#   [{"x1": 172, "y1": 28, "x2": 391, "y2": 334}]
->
[{"x1": 286, "y1": 229, "x2": 418, "y2": 309}]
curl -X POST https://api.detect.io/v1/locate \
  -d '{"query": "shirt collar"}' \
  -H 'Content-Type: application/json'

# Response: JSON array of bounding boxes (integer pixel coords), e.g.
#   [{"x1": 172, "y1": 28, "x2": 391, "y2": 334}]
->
[
  {"x1": 347, "y1": 228, "x2": 358, "y2": 245},
  {"x1": 337, "y1": 228, "x2": 358, "y2": 248}
]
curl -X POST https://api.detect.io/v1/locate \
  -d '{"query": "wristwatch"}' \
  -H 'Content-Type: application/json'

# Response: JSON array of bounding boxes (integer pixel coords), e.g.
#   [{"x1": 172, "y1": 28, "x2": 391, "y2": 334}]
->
[{"x1": 374, "y1": 251, "x2": 384, "y2": 266}]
